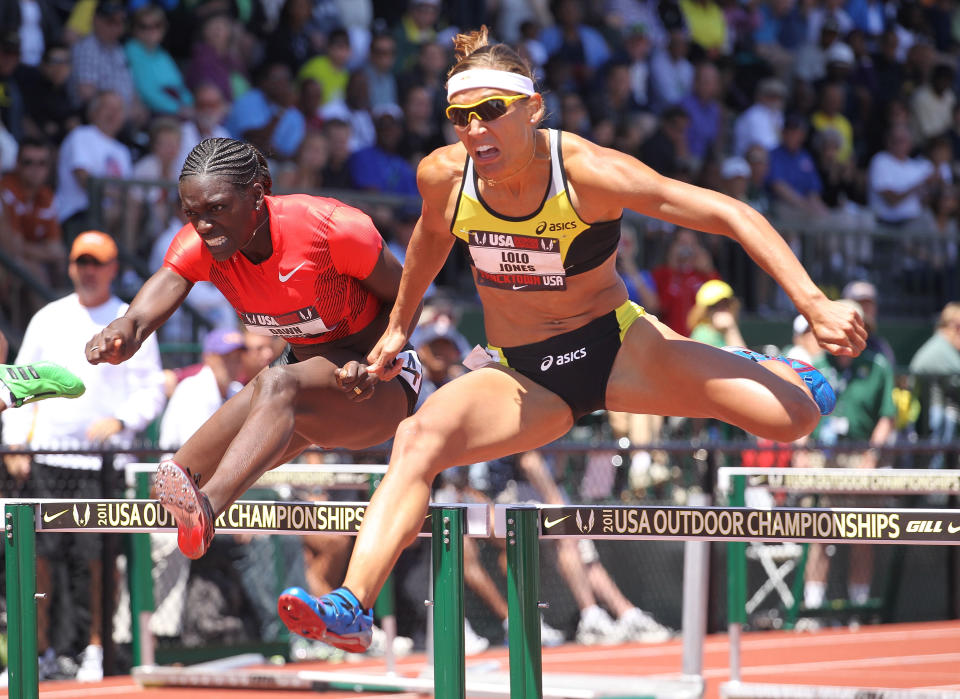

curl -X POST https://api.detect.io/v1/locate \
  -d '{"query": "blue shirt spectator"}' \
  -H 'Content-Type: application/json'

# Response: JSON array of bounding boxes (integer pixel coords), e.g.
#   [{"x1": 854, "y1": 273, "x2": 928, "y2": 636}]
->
[
  {"x1": 347, "y1": 106, "x2": 418, "y2": 196},
  {"x1": 124, "y1": 5, "x2": 192, "y2": 116},
  {"x1": 225, "y1": 62, "x2": 305, "y2": 160},
  {"x1": 768, "y1": 142, "x2": 822, "y2": 198},
  {"x1": 539, "y1": 0, "x2": 612, "y2": 85},
  {"x1": 679, "y1": 62, "x2": 723, "y2": 163}
]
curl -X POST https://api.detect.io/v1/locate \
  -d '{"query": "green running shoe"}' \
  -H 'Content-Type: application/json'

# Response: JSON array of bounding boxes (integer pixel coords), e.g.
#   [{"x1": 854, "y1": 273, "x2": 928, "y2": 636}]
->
[{"x1": 1, "y1": 362, "x2": 86, "y2": 408}]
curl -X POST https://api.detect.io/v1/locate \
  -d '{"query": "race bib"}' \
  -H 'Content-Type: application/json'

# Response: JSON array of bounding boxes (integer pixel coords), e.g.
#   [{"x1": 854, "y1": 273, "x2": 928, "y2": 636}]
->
[
  {"x1": 239, "y1": 306, "x2": 334, "y2": 338},
  {"x1": 468, "y1": 230, "x2": 566, "y2": 291}
]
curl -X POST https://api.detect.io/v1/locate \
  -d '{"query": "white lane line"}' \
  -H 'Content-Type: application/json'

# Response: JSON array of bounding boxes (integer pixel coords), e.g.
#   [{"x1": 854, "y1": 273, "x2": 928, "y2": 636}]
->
[{"x1": 701, "y1": 650, "x2": 960, "y2": 679}]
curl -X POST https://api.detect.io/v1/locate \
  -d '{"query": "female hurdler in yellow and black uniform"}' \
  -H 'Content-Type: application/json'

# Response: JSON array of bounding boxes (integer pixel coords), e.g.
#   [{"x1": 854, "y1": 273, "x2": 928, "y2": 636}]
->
[
  {"x1": 276, "y1": 26, "x2": 867, "y2": 650},
  {"x1": 451, "y1": 126, "x2": 639, "y2": 418}
]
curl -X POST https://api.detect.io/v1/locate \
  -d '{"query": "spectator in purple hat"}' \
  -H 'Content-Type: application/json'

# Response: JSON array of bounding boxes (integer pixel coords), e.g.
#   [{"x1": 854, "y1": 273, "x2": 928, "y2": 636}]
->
[{"x1": 159, "y1": 327, "x2": 247, "y2": 450}]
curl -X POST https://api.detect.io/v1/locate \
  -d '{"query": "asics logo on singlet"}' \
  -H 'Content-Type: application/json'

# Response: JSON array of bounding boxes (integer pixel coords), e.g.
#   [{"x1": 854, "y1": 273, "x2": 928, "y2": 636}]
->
[
  {"x1": 535, "y1": 220, "x2": 576, "y2": 235},
  {"x1": 539, "y1": 347, "x2": 586, "y2": 371}
]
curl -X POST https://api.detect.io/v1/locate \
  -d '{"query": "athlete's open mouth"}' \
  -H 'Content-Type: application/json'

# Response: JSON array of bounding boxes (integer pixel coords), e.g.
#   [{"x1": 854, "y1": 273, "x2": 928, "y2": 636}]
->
[
  {"x1": 475, "y1": 144, "x2": 500, "y2": 161},
  {"x1": 202, "y1": 234, "x2": 230, "y2": 248}
]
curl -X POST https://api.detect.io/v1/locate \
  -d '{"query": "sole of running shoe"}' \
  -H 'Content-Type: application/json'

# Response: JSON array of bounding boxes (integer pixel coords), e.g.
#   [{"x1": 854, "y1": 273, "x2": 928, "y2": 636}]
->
[
  {"x1": 277, "y1": 591, "x2": 370, "y2": 653},
  {"x1": 155, "y1": 460, "x2": 211, "y2": 559}
]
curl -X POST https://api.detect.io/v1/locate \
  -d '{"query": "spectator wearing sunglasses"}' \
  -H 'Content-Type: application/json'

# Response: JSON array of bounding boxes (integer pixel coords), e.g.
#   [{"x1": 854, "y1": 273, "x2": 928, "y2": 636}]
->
[
  {"x1": 15, "y1": 43, "x2": 80, "y2": 146},
  {"x1": 276, "y1": 25, "x2": 865, "y2": 654},
  {"x1": 125, "y1": 4, "x2": 193, "y2": 117}
]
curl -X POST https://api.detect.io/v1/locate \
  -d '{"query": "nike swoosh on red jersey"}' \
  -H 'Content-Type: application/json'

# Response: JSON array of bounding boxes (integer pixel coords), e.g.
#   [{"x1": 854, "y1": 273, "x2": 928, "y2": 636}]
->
[{"x1": 278, "y1": 261, "x2": 307, "y2": 282}]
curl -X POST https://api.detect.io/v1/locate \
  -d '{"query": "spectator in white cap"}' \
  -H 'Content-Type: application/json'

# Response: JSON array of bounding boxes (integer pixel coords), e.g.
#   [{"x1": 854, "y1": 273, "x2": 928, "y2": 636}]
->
[
  {"x1": 842, "y1": 280, "x2": 895, "y2": 365},
  {"x1": 719, "y1": 155, "x2": 751, "y2": 201},
  {"x1": 785, "y1": 314, "x2": 824, "y2": 365}
]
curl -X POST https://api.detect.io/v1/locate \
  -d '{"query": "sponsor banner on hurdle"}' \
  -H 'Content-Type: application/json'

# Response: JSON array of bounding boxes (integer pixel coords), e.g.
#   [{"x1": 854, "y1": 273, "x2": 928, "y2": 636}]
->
[
  {"x1": 35, "y1": 499, "x2": 489, "y2": 537},
  {"x1": 532, "y1": 505, "x2": 960, "y2": 544},
  {"x1": 717, "y1": 467, "x2": 960, "y2": 495}
]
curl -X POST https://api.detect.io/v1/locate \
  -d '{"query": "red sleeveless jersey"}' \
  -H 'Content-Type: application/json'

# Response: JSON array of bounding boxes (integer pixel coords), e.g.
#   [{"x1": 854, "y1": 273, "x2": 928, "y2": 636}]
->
[{"x1": 163, "y1": 194, "x2": 383, "y2": 345}]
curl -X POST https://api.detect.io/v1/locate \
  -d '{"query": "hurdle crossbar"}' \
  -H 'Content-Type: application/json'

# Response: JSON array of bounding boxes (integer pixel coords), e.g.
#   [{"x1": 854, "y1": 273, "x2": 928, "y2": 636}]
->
[
  {"x1": 720, "y1": 467, "x2": 960, "y2": 692},
  {"x1": 717, "y1": 466, "x2": 960, "y2": 496},
  {"x1": 2, "y1": 500, "x2": 486, "y2": 699},
  {"x1": 497, "y1": 501, "x2": 960, "y2": 699}
]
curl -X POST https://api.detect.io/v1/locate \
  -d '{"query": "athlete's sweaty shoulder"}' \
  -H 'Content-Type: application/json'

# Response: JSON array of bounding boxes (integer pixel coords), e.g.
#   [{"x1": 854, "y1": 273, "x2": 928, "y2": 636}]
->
[
  {"x1": 416, "y1": 142, "x2": 467, "y2": 205},
  {"x1": 559, "y1": 130, "x2": 654, "y2": 222},
  {"x1": 163, "y1": 222, "x2": 210, "y2": 282}
]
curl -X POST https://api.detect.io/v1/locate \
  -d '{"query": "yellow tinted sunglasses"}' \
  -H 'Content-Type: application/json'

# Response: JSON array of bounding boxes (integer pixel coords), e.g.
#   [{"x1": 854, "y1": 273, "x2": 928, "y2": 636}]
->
[{"x1": 445, "y1": 94, "x2": 530, "y2": 127}]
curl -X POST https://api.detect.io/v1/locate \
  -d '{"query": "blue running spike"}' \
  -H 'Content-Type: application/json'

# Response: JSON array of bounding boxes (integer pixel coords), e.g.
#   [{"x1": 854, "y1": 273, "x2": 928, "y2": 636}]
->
[
  {"x1": 724, "y1": 347, "x2": 836, "y2": 415},
  {"x1": 277, "y1": 586, "x2": 373, "y2": 653}
]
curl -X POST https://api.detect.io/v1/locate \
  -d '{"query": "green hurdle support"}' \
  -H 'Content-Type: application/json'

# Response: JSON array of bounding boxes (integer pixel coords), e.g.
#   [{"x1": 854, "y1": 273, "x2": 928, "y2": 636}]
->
[
  {"x1": 4, "y1": 504, "x2": 39, "y2": 699},
  {"x1": 432, "y1": 506, "x2": 466, "y2": 699},
  {"x1": 505, "y1": 505, "x2": 542, "y2": 699},
  {"x1": 129, "y1": 471, "x2": 154, "y2": 667},
  {"x1": 726, "y1": 473, "x2": 747, "y2": 682}
]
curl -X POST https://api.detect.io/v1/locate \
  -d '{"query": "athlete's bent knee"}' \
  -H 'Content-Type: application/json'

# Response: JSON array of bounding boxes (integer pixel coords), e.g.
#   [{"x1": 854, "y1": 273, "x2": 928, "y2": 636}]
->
[
  {"x1": 391, "y1": 413, "x2": 452, "y2": 477},
  {"x1": 251, "y1": 366, "x2": 301, "y2": 403},
  {"x1": 772, "y1": 390, "x2": 820, "y2": 442}
]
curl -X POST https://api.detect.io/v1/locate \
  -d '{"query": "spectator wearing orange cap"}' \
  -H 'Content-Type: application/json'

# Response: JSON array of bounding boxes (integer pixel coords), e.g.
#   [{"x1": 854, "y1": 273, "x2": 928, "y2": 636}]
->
[{"x1": 1, "y1": 230, "x2": 165, "y2": 682}]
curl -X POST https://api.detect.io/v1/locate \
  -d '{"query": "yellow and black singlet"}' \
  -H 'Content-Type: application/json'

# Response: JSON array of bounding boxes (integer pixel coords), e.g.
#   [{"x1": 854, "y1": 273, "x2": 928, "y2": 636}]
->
[{"x1": 450, "y1": 129, "x2": 621, "y2": 292}]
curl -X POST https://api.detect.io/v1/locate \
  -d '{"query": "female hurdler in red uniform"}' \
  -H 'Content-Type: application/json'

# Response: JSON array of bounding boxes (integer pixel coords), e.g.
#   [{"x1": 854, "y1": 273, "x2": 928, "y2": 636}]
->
[{"x1": 85, "y1": 139, "x2": 423, "y2": 589}]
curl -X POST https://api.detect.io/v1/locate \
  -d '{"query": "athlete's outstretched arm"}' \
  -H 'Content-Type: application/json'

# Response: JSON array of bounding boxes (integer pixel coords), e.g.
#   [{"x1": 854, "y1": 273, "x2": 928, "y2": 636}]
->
[
  {"x1": 86, "y1": 266, "x2": 192, "y2": 365},
  {"x1": 367, "y1": 151, "x2": 456, "y2": 379},
  {"x1": 567, "y1": 136, "x2": 866, "y2": 357}
]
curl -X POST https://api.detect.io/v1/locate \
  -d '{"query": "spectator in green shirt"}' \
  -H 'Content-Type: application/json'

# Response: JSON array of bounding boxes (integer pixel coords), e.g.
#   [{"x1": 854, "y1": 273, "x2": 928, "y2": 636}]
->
[
  {"x1": 908, "y1": 302, "x2": 960, "y2": 471},
  {"x1": 803, "y1": 299, "x2": 896, "y2": 614}
]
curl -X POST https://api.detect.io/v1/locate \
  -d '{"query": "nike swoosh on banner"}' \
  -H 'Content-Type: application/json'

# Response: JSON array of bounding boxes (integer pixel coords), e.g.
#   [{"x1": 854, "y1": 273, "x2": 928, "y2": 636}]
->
[
  {"x1": 278, "y1": 261, "x2": 307, "y2": 283},
  {"x1": 948, "y1": 523, "x2": 960, "y2": 534},
  {"x1": 512, "y1": 285, "x2": 527, "y2": 290},
  {"x1": 543, "y1": 515, "x2": 571, "y2": 529},
  {"x1": 43, "y1": 508, "x2": 69, "y2": 523}
]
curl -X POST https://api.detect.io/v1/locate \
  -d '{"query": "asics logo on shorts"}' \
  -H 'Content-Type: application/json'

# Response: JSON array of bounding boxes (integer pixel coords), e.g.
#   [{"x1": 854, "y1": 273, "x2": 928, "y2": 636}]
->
[{"x1": 540, "y1": 347, "x2": 587, "y2": 371}]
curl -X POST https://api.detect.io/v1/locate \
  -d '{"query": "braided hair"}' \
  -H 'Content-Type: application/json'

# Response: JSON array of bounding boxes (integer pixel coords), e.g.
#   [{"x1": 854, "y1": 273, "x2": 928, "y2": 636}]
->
[{"x1": 180, "y1": 137, "x2": 273, "y2": 195}]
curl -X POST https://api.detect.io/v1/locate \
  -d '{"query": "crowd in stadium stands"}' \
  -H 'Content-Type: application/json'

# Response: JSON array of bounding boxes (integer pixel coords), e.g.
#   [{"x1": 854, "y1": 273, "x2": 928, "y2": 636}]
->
[
  {"x1": 2, "y1": 0, "x2": 960, "y2": 679},
  {"x1": 1, "y1": 0, "x2": 960, "y2": 333}
]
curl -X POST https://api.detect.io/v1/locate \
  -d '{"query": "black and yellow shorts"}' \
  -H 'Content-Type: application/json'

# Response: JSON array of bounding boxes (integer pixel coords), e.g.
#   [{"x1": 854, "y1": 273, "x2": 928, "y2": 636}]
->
[{"x1": 489, "y1": 300, "x2": 645, "y2": 419}]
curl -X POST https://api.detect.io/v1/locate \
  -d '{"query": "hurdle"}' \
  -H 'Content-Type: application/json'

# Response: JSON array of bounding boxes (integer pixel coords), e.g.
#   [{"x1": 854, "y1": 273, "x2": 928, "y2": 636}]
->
[
  {"x1": 2, "y1": 497, "x2": 489, "y2": 699},
  {"x1": 717, "y1": 466, "x2": 960, "y2": 698},
  {"x1": 496, "y1": 501, "x2": 960, "y2": 699},
  {"x1": 123, "y1": 462, "x2": 393, "y2": 669}
]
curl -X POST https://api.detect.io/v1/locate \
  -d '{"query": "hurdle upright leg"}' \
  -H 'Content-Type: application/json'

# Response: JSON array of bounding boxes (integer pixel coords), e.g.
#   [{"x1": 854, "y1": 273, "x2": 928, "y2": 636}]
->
[
  {"x1": 5, "y1": 503, "x2": 39, "y2": 699},
  {"x1": 726, "y1": 475, "x2": 747, "y2": 683},
  {"x1": 432, "y1": 505, "x2": 466, "y2": 699},
  {"x1": 505, "y1": 505, "x2": 542, "y2": 699}
]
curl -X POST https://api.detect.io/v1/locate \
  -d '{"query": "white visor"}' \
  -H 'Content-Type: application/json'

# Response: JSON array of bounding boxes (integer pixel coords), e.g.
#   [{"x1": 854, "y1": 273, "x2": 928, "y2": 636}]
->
[{"x1": 446, "y1": 69, "x2": 536, "y2": 101}]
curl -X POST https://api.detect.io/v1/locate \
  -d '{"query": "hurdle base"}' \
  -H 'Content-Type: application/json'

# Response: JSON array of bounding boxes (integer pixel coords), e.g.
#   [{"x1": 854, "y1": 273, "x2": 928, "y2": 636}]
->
[
  {"x1": 721, "y1": 682, "x2": 960, "y2": 699},
  {"x1": 134, "y1": 664, "x2": 705, "y2": 698}
]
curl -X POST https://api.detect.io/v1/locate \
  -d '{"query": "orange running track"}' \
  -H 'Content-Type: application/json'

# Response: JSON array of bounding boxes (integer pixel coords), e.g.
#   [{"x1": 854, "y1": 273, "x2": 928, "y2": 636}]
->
[{"x1": 3, "y1": 620, "x2": 958, "y2": 698}]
